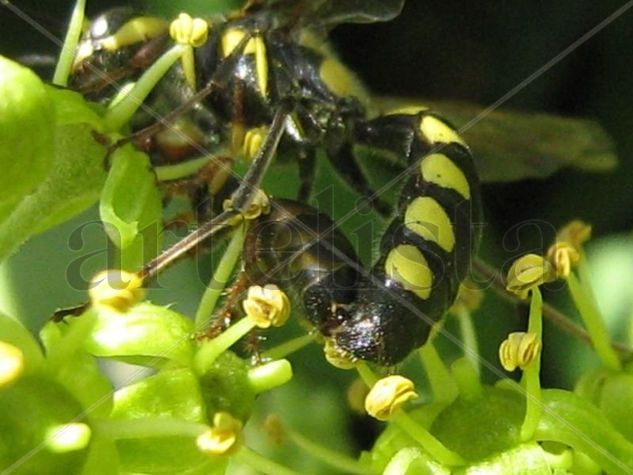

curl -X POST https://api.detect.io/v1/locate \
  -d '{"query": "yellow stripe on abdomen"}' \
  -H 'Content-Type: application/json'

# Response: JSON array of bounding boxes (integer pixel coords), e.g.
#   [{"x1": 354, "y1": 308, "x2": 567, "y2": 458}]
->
[
  {"x1": 404, "y1": 197, "x2": 455, "y2": 252},
  {"x1": 420, "y1": 153, "x2": 471, "y2": 199},
  {"x1": 419, "y1": 115, "x2": 466, "y2": 146},
  {"x1": 385, "y1": 245, "x2": 433, "y2": 300}
]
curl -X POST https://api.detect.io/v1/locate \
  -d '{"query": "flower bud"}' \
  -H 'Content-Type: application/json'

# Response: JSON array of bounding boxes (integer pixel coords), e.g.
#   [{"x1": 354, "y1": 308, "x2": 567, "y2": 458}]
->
[
  {"x1": 365, "y1": 375, "x2": 418, "y2": 421},
  {"x1": 243, "y1": 284, "x2": 290, "y2": 328}
]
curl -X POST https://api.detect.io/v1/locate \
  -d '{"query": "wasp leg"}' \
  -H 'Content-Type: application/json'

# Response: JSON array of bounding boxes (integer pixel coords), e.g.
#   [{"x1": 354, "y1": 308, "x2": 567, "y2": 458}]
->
[
  {"x1": 327, "y1": 142, "x2": 392, "y2": 216},
  {"x1": 297, "y1": 148, "x2": 316, "y2": 202},
  {"x1": 141, "y1": 104, "x2": 291, "y2": 280}
]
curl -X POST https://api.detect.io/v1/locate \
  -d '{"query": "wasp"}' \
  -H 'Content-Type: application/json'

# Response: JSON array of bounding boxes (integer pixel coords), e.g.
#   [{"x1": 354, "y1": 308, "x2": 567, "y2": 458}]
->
[{"x1": 68, "y1": 0, "x2": 616, "y2": 365}]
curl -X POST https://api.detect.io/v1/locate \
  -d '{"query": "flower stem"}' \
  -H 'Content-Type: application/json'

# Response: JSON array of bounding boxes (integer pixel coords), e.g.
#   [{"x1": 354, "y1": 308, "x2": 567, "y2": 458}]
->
[
  {"x1": 53, "y1": 0, "x2": 86, "y2": 86},
  {"x1": 393, "y1": 412, "x2": 465, "y2": 467},
  {"x1": 287, "y1": 430, "x2": 375, "y2": 475},
  {"x1": 568, "y1": 260, "x2": 621, "y2": 370},
  {"x1": 247, "y1": 359, "x2": 293, "y2": 394},
  {"x1": 194, "y1": 316, "x2": 255, "y2": 374},
  {"x1": 355, "y1": 362, "x2": 378, "y2": 387},
  {"x1": 154, "y1": 156, "x2": 212, "y2": 181},
  {"x1": 261, "y1": 333, "x2": 316, "y2": 360},
  {"x1": 194, "y1": 224, "x2": 247, "y2": 330},
  {"x1": 104, "y1": 44, "x2": 185, "y2": 131},
  {"x1": 418, "y1": 342, "x2": 458, "y2": 404},
  {"x1": 520, "y1": 287, "x2": 543, "y2": 441},
  {"x1": 234, "y1": 446, "x2": 301, "y2": 475},
  {"x1": 455, "y1": 307, "x2": 480, "y2": 376}
]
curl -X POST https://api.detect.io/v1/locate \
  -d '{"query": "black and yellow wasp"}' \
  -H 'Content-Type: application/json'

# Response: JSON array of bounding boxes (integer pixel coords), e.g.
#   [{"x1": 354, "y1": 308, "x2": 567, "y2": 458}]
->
[{"x1": 68, "y1": 0, "x2": 616, "y2": 365}]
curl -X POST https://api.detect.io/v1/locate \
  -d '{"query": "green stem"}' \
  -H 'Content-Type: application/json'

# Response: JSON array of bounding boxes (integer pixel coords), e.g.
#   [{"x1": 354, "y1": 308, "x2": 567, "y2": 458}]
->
[
  {"x1": 154, "y1": 155, "x2": 213, "y2": 181},
  {"x1": 520, "y1": 287, "x2": 543, "y2": 441},
  {"x1": 287, "y1": 430, "x2": 375, "y2": 475},
  {"x1": 455, "y1": 307, "x2": 480, "y2": 376},
  {"x1": 194, "y1": 225, "x2": 247, "y2": 330},
  {"x1": 233, "y1": 446, "x2": 301, "y2": 475},
  {"x1": 418, "y1": 342, "x2": 458, "y2": 404},
  {"x1": 94, "y1": 418, "x2": 208, "y2": 440},
  {"x1": 194, "y1": 316, "x2": 255, "y2": 375},
  {"x1": 53, "y1": 0, "x2": 86, "y2": 86},
  {"x1": 451, "y1": 357, "x2": 483, "y2": 400},
  {"x1": 568, "y1": 260, "x2": 622, "y2": 370},
  {"x1": 355, "y1": 362, "x2": 378, "y2": 387},
  {"x1": 104, "y1": 44, "x2": 185, "y2": 132},
  {"x1": 247, "y1": 359, "x2": 293, "y2": 394},
  {"x1": 261, "y1": 333, "x2": 316, "y2": 360},
  {"x1": 393, "y1": 411, "x2": 465, "y2": 467}
]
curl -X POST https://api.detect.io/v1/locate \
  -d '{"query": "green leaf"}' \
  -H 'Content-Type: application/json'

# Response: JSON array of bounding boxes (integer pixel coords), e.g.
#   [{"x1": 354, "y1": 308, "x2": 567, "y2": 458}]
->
[
  {"x1": 99, "y1": 145, "x2": 162, "y2": 270},
  {"x1": 0, "y1": 119, "x2": 107, "y2": 261},
  {"x1": 536, "y1": 389, "x2": 633, "y2": 474},
  {"x1": 575, "y1": 369, "x2": 633, "y2": 443},
  {"x1": 0, "y1": 376, "x2": 90, "y2": 474},
  {"x1": 40, "y1": 317, "x2": 114, "y2": 418},
  {"x1": 431, "y1": 386, "x2": 524, "y2": 462},
  {"x1": 0, "y1": 312, "x2": 44, "y2": 372},
  {"x1": 110, "y1": 368, "x2": 223, "y2": 474},
  {"x1": 0, "y1": 56, "x2": 55, "y2": 204},
  {"x1": 84, "y1": 303, "x2": 194, "y2": 366}
]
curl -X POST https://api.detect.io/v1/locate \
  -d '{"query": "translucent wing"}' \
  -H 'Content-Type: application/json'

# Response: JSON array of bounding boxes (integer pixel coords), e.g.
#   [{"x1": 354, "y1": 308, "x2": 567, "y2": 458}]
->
[
  {"x1": 261, "y1": 0, "x2": 405, "y2": 31},
  {"x1": 375, "y1": 97, "x2": 618, "y2": 183},
  {"x1": 309, "y1": 0, "x2": 405, "y2": 26}
]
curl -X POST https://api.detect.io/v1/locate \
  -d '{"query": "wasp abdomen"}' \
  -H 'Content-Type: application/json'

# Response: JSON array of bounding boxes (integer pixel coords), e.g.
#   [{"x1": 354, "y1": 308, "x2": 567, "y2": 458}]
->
[
  {"x1": 243, "y1": 199, "x2": 362, "y2": 334},
  {"x1": 333, "y1": 110, "x2": 482, "y2": 365}
]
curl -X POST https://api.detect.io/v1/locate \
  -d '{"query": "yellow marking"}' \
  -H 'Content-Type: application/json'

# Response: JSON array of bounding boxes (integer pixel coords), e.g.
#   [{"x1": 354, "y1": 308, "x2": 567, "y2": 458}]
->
[
  {"x1": 220, "y1": 29, "x2": 268, "y2": 97},
  {"x1": 421, "y1": 153, "x2": 471, "y2": 199},
  {"x1": 385, "y1": 245, "x2": 433, "y2": 300},
  {"x1": 222, "y1": 28, "x2": 246, "y2": 56},
  {"x1": 242, "y1": 126, "x2": 268, "y2": 161},
  {"x1": 404, "y1": 197, "x2": 455, "y2": 252},
  {"x1": 253, "y1": 35, "x2": 268, "y2": 97},
  {"x1": 387, "y1": 105, "x2": 429, "y2": 116},
  {"x1": 320, "y1": 57, "x2": 365, "y2": 100},
  {"x1": 419, "y1": 115, "x2": 467, "y2": 147},
  {"x1": 101, "y1": 17, "x2": 168, "y2": 51}
]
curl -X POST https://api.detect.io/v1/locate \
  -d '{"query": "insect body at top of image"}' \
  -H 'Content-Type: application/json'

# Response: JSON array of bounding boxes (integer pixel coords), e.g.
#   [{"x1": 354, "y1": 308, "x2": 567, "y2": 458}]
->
[{"x1": 68, "y1": 0, "x2": 611, "y2": 366}]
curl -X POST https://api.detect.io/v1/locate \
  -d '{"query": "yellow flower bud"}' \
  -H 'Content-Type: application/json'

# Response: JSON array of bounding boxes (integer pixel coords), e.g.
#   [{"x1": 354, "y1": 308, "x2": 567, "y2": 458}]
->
[
  {"x1": 0, "y1": 341, "x2": 24, "y2": 387},
  {"x1": 555, "y1": 220, "x2": 591, "y2": 254},
  {"x1": 197, "y1": 412, "x2": 243, "y2": 456},
  {"x1": 499, "y1": 332, "x2": 541, "y2": 371},
  {"x1": 243, "y1": 284, "x2": 290, "y2": 328},
  {"x1": 506, "y1": 254, "x2": 555, "y2": 299},
  {"x1": 365, "y1": 375, "x2": 418, "y2": 421},
  {"x1": 223, "y1": 189, "x2": 271, "y2": 221},
  {"x1": 323, "y1": 338, "x2": 356, "y2": 369},
  {"x1": 546, "y1": 241, "x2": 580, "y2": 279},
  {"x1": 169, "y1": 13, "x2": 209, "y2": 47},
  {"x1": 89, "y1": 270, "x2": 144, "y2": 313},
  {"x1": 347, "y1": 378, "x2": 370, "y2": 414}
]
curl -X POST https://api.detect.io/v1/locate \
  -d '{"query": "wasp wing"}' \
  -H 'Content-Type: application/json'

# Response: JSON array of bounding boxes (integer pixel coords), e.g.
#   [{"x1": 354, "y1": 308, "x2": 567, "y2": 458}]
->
[{"x1": 375, "y1": 98, "x2": 618, "y2": 183}]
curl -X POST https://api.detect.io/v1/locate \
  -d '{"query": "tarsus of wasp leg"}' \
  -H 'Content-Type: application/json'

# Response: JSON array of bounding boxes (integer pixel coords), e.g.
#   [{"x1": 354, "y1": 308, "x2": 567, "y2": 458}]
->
[
  {"x1": 140, "y1": 105, "x2": 290, "y2": 281},
  {"x1": 472, "y1": 257, "x2": 633, "y2": 362}
]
